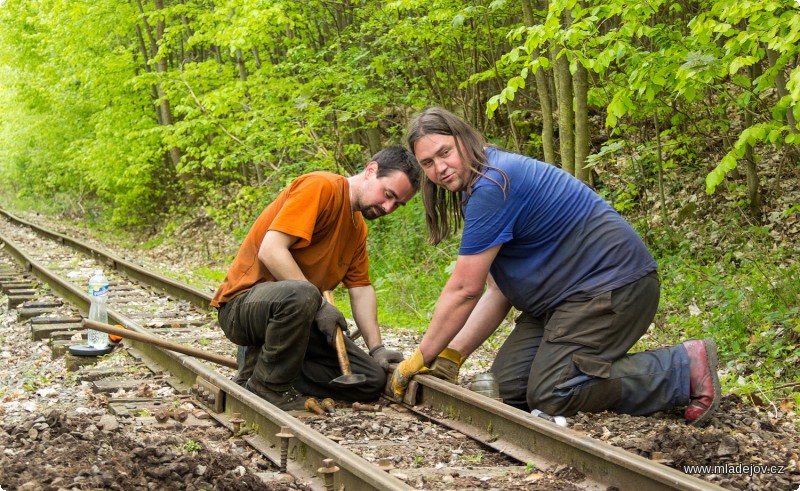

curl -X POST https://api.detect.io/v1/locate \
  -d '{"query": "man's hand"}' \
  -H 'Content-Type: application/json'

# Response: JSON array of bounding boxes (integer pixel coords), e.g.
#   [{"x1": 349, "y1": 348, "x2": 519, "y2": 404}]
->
[
  {"x1": 315, "y1": 301, "x2": 347, "y2": 347},
  {"x1": 428, "y1": 347, "x2": 467, "y2": 383},
  {"x1": 369, "y1": 344, "x2": 403, "y2": 371},
  {"x1": 391, "y1": 348, "x2": 427, "y2": 398}
]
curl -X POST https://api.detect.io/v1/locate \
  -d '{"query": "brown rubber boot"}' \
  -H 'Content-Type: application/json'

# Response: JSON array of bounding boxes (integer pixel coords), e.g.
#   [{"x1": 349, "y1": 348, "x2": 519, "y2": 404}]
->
[{"x1": 683, "y1": 338, "x2": 721, "y2": 426}]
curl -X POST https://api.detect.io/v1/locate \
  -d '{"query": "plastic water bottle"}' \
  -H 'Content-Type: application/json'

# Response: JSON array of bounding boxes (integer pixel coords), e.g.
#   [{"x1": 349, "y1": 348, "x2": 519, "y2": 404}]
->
[{"x1": 87, "y1": 269, "x2": 109, "y2": 348}]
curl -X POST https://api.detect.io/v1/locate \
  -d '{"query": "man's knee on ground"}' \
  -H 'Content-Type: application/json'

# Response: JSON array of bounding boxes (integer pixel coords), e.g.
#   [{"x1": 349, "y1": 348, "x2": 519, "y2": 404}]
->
[
  {"x1": 498, "y1": 379, "x2": 529, "y2": 410},
  {"x1": 527, "y1": 385, "x2": 584, "y2": 417},
  {"x1": 363, "y1": 360, "x2": 388, "y2": 389},
  {"x1": 337, "y1": 367, "x2": 385, "y2": 402},
  {"x1": 366, "y1": 371, "x2": 387, "y2": 399}
]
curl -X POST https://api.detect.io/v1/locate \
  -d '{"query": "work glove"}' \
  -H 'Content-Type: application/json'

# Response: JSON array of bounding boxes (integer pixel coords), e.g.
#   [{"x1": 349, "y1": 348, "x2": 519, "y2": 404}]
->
[
  {"x1": 428, "y1": 347, "x2": 467, "y2": 384},
  {"x1": 391, "y1": 348, "x2": 428, "y2": 398},
  {"x1": 369, "y1": 344, "x2": 403, "y2": 371},
  {"x1": 315, "y1": 300, "x2": 347, "y2": 347}
]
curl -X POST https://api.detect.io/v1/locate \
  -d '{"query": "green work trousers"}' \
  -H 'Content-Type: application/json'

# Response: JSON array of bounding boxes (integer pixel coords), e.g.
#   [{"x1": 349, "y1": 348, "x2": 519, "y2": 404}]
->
[
  {"x1": 491, "y1": 272, "x2": 691, "y2": 416},
  {"x1": 218, "y1": 280, "x2": 385, "y2": 402}
]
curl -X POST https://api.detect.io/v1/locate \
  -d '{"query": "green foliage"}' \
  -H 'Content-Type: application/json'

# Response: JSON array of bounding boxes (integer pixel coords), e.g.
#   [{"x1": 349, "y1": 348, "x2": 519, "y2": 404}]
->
[
  {"x1": 691, "y1": 1, "x2": 800, "y2": 194},
  {"x1": 183, "y1": 439, "x2": 203, "y2": 453},
  {"x1": 484, "y1": 0, "x2": 798, "y2": 201},
  {"x1": 656, "y1": 240, "x2": 800, "y2": 402}
]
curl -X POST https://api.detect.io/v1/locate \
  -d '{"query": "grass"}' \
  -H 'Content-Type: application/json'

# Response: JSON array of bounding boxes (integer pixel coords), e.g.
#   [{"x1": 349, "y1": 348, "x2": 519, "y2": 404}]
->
[
  {"x1": 658, "y1": 256, "x2": 797, "y2": 410},
  {"x1": 183, "y1": 439, "x2": 203, "y2": 453}
]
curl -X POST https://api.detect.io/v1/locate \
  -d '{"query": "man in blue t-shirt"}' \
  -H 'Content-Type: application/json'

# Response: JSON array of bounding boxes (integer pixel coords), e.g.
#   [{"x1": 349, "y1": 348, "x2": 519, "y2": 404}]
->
[{"x1": 391, "y1": 106, "x2": 720, "y2": 426}]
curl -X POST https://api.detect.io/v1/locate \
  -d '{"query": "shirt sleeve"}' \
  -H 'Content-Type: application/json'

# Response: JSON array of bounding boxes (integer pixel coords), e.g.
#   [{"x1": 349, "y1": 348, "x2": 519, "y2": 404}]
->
[
  {"x1": 269, "y1": 175, "x2": 334, "y2": 249},
  {"x1": 460, "y1": 174, "x2": 517, "y2": 255}
]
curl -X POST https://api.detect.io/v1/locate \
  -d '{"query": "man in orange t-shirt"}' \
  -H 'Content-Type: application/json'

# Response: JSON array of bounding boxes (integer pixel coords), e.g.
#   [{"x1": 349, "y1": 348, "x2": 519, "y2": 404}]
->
[{"x1": 212, "y1": 146, "x2": 420, "y2": 410}]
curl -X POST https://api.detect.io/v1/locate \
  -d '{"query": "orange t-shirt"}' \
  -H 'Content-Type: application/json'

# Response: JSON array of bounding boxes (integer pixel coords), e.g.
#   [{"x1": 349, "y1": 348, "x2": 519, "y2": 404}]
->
[{"x1": 211, "y1": 172, "x2": 370, "y2": 307}]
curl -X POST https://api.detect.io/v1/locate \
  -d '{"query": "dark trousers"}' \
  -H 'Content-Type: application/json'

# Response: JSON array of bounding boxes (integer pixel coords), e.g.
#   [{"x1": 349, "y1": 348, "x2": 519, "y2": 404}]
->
[
  {"x1": 218, "y1": 280, "x2": 385, "y2": 402},
  {"x1": 492, "y1": 272, "x2": 690, "y2": 416}
]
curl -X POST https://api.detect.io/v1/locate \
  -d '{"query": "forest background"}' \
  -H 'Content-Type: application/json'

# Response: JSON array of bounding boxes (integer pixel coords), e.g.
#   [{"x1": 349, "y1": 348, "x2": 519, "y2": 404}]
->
[{"x1": 0, "y1": 0, "x2": 798, "y2": 410}]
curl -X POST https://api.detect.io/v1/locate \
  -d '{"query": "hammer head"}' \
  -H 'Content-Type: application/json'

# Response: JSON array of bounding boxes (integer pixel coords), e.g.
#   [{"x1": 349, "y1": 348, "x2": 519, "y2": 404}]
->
[{"x1": 331, "y1": 373, "x2": 367, "y2": 387}]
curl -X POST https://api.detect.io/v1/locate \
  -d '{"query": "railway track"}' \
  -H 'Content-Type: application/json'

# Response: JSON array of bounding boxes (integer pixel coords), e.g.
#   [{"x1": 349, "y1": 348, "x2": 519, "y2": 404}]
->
[{"x1": 0, "y1": 209, "x2": 724, "y2": 491}]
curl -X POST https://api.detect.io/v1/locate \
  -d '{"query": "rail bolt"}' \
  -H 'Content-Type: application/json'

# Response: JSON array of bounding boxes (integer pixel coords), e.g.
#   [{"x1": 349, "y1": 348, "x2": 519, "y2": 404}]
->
[
  {"x1": 229, "y1": 412, "x2": 245, "y2": 434},
  {"x1": 317, "y1": 458, "x2": 339, "y2": 491},
  {"x1": 275, "y1": 426, "x2": 294, "y2": 473}
]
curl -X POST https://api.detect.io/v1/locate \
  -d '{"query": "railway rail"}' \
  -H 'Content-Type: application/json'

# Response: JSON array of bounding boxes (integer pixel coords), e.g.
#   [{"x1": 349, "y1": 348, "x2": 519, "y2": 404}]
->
[{"x1": 0, "y1": 208, "x2": 724, "y2": 490}]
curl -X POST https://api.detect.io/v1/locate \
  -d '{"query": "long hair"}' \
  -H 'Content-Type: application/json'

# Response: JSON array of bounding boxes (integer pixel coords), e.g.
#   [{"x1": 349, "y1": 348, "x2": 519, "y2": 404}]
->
[{"x1": 406, "y1": 107, "x2": 506, "y2": 245}]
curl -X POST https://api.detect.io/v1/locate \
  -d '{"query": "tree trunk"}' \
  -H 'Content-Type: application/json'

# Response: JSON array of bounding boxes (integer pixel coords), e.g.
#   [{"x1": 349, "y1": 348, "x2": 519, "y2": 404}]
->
[
  {"x1": 235, "y1": 48, "x2": 251, "y2": 100},
  {"x1": 521, "y1": 0, "x2": 556, "y2": 164},
  {"x1": 652, "y1": 113, "x2": 671, "y2": 232},
  {"x1": 365, "y1": 126, "x2": 382, "y2": 156},
  {"x1": 152, "y1": 0, "x2": 187, "y2": 193},
  {"x1": 132, "y1": 0, "x2": 162, "y2": 124},
  {"x1": 573, "y1": 59, "x2": 590, "y2": 183},
  {"x1": 767, "y1": 49, "x2": 798, "y2": 133},
  {"x1": 743, "y1": 65, "x2": 762, "y2": 221},
  {"x1": 554, "y1": 47, "x2": 575, "y2": 173},
  {"x1": 252, "y1": 47, "x2": 262, "y2": 69},
  {"x1": 552, "y1": 8, "x2": 575, "y2": 173}
]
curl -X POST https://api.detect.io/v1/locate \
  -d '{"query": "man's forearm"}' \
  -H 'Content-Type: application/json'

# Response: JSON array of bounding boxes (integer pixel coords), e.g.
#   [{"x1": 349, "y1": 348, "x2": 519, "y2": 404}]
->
[
  {"x1": 258, "y1": 230, "x2": 306, "y2": 281},
  {"x1": 449, "y1": 285, "x2": 511, "y2": 356},
  {"x1": 348, "y1": 285, "x2": 381, "y2": 349},
  {"x1": 419, "y1": 285, "x2": 481, "y2": 364},
  {"x1": 264, "y1": 250, "x2": 306, "y2": 280}
]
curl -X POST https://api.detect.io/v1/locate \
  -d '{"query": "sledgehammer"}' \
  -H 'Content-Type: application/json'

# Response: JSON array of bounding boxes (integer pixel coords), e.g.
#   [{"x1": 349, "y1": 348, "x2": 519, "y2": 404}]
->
[
  {"x1": 82, "y1": 319, "x2": 238, "y2": 369},
  {"x1": 321, "y1": 291, "x2": 366, "y2": 388},
  {"x1": 330, "y1": 325, "x2": 367, "y2": 387}
]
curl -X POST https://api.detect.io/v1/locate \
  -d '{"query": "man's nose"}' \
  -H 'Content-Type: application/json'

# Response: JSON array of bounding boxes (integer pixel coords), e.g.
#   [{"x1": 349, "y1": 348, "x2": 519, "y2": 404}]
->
[{"x1": 433, "y1": 158, "x2": 448, "y2": 173}]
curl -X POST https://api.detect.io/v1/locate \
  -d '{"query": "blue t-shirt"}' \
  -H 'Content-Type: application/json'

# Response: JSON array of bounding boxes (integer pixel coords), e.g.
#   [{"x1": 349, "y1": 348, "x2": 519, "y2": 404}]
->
[{"x1": 460, "y1": 148, "x2": 657, "y2": 316}]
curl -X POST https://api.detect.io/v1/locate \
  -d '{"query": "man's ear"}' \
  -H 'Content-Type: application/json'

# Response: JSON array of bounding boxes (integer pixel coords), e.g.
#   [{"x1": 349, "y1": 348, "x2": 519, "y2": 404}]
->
[{"x1": 365, "y1": 160, "x2": 379, "y2": 176}]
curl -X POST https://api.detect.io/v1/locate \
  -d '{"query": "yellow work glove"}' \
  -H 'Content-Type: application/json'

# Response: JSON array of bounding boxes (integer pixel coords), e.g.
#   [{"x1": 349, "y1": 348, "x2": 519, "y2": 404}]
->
[
  {"x1": 391, "y1": 348, "x2": 428, "y2": 398},
  {"x1": 428, "y1": 347, "x2": 467, "y2": 384}
]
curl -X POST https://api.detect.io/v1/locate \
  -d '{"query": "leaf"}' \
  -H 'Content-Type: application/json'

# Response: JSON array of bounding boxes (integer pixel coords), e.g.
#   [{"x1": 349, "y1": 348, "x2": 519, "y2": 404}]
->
[
  {"x1": 705, "y1": 154, "x2": 738, "y2": 194},
  {"x1": 605, "y1": 91, "x2": 632, "y2": 128},
  {"x1": 486, "y1": 95, "x2": 500, "y2": 119},
  {"x1": 508, "y1": 76, "x2": 525, "y2": 89},
  {"x1": 729, "y1": 55, "x2": 758, "y2": 75},
  {"x1": 680, "y1": 51, "x2": 718, "y2": 73}
]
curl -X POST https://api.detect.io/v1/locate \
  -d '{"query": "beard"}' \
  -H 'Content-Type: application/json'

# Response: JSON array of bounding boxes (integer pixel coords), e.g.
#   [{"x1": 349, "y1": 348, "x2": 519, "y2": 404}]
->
[{"x1": 360, "y1": 205, "x2": 385, "y2": 220}]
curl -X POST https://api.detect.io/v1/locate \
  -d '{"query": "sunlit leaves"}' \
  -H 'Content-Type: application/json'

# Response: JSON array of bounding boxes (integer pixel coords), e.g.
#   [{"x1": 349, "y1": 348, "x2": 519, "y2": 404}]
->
[
  {"x1": 2, "y1": 0, "x2": 798, "y2": 226},
  {"x1": 486, "y1": 74, "x2": 525, "y2": 119}
]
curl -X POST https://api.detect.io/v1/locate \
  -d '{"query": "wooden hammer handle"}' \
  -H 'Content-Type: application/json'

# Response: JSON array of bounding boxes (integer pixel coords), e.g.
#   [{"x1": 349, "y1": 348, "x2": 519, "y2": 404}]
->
[
  {"x1": 83, "y1": 319, "x2": 238, "y2": 369},
  {"x1": 334, "y1": 326, "x2": 353, "y2": 376}
]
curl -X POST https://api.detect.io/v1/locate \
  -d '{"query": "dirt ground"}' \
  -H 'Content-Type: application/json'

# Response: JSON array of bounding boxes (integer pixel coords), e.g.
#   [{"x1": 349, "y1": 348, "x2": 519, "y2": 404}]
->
[{"x1": 0, "y1": 409, "x2": 278, "y2": 491}]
